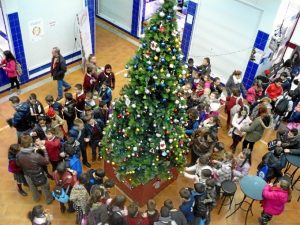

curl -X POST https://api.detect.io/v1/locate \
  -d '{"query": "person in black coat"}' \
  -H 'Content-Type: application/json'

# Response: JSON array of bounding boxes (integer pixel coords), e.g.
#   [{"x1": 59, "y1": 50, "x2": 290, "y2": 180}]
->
[
  {"x1": 63, "y1": 93, "x2": 76, "y2": 130},
  {"x1": 51, "y1": 47, "x2": 71, "y2": 101},
  {"x1": 27, "y1": 93, "x2": 45, "y2": 125}
]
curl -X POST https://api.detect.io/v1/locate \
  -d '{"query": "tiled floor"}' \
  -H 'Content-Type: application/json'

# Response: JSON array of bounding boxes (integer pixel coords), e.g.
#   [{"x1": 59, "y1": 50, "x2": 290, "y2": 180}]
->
[{"x1": 0, "y1": 20, "x2": 299, "y2": 225}]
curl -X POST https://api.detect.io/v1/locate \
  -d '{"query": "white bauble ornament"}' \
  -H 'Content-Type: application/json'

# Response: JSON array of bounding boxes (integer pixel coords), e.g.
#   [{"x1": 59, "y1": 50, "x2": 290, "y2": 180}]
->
[
  {"x1": 124, "y1": 73, "x2": 128, "y2": 78},
  {"x1": 125, "y1": 98, "x2": 131, "y2": 106},
  {"x1": 144, "y1": 105, "x2": 148, "y2": 109},
  {"x1": 169, "y1": 64, "x2": 174, "y2": 68},
  {"x1": 159, "y1": 11, "x2": 165, "y2": 17},
  {"x1": 133, "y1": 147, "x2": 138, "y2": 151},
  {"x1": 153, "y1": 76, "x2": 158, "y2": 79},
  {"x1": 156, "y1": 47, "x2": 161, "y2": 53},
  {"x1": 182, "y1": 70, "x2": 187, "y2": 75},
  {"x1": 149, "y1": 112, "x2": 153, "y2": 116},
  {"x1": 173, "y1": 5, "x2": 178, "y2": 11},
  {"x1": 145, "y1": 89, "x2": 150, "y2": 94},
  {"x1": 137, "y1": 114, "x2": 141, "y2": 118},
  {"x1": 153, "y1": 123, "x2": 157, "y2": 127},
  {"x1": 175, "y1": 100, "x2": 179, "y2": 104},
  {"x1": 166, "y1": 73, "x2": 171, "y2": 78},
  {"x1": 169, "y1": 139, "x2": 173, "y2": 143},
  {"x1": 158, "y1": 0, "x2": 165, "y2": 4},
  {"x1": 147, "y1": 60, "x2": 152, "y2": 65},
  {"x1": 132, "y1": 103, "x2": 136, "y2": 108},
  {"x1": 156, "y1": 133, "x2": 162, "y2": 137},
  {"x1": 135, "y1": 90, "x2": 139, "y2": 95}
]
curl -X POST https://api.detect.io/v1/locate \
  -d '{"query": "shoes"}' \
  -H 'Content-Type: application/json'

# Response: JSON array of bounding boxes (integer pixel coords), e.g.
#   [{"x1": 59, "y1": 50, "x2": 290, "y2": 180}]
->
[
  {"x1": 56, "y1": 96, "x2": 63, "y2": 101},
  {"x1": 60, "y1": 205, "x2": 66, "y2": 213},
  {"x1": 64, "y1": 87, "x2": 71, "y2": 92},
  {"x1": 17, "y1": 90, "x2": 21, "y2": 95},
  {"x1": 18, "y1": 189, "x2": 28, "y2": 196},
  {"x1": 83, "y1": 162, "x2": 91, "y2": 168}
]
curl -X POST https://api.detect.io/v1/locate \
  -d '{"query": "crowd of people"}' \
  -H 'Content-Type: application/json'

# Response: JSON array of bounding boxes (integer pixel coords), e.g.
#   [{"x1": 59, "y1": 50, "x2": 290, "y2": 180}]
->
[{"x1": 3, "y1": 46, "x2": 300, "y2": 225}]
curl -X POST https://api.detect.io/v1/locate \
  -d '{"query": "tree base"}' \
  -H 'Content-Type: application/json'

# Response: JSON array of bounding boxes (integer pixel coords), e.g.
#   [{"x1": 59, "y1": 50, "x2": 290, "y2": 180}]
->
[{"x1": 104, "y1": 162, "x2": 178, "y2": 206}]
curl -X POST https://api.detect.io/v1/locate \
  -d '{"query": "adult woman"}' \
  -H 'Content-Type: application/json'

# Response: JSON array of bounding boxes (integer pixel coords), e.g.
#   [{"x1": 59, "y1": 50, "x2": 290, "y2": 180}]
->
[
  {"x1": 1, "y1": 50, "x2": 20, "y2": 94},
  {"x1": 225, "y1": 70, "x2": 246, "y2": 96},
  {"x1": 241, "y1": 108, "x2": 272, "y2": 151}
]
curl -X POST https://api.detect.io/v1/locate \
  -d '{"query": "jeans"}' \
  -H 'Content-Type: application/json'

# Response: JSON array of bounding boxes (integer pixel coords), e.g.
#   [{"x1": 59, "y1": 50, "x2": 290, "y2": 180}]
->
[
  {"x1": 24, "y1": 174, "x2": 53, "y2": 203},
  {"x1": 57, "y1": 79, "x2": 71, "y2": 98}
]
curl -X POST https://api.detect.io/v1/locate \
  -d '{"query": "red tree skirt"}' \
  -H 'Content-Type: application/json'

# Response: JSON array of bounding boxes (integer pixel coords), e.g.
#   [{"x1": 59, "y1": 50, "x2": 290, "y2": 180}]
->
[{"x1": 104, "y1": 162, "x2": 179, "y2": 206}]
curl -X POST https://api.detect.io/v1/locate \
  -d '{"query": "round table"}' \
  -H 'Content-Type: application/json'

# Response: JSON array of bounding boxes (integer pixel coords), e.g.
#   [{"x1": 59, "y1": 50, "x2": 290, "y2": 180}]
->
[
  {"x1": 284, "y1": 154, "x2": 300, "y2": 188},
  {"x1": 226, "y1": 176, "x2": 267, "y2": 225}
]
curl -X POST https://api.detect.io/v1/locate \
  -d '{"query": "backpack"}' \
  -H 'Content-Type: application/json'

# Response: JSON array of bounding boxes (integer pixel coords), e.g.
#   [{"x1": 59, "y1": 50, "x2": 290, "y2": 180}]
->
[
  {"x1": 257, "y1": 164, "x2": 269, "y2": 180},
  {"x1": 16, "y1": 61, "x2": 22, "y2": 76},
  {"x1": 193, "y1": 193, "x2": 208, "y2": 218},
  {"x1": 274, "y1": 95, "x2": 289, "y2": 116},
  {"x1": 52, "y1": 185, "x2": 69, "y2": 203},
  {"x1": 69, "y1": 156, "x2": 82, "y2": 176}
]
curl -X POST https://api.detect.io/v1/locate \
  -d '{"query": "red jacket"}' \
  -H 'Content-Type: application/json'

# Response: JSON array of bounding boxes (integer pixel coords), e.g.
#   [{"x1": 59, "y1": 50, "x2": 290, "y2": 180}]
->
[
  {"x1": 225, "y1": 96, "x2": 243, "y2": 113},
  {"x1": 76, "y1": 92, "x2": 86, "y2": 111},
  {"x1": 126, "y1": 213, "x2": 149, "y2": 225},
  {"x1": 45, "y1": 138, "x2": 61, "y2": 161},
  {"x1": 262, "y1": 185, "x2": 289, "y2": 215},
  {"x1": 266, "y1": 83, "x2": 283, "y2": 100},
  {"x1": 1, "y1": 59, "x2": 17, "y2": 78},
  {"x1": 83, "y1": 73, "x2": 96, "y2": 93},
  {"x1": 53, "y1": 169, "x2": 78, "y2": 189}
]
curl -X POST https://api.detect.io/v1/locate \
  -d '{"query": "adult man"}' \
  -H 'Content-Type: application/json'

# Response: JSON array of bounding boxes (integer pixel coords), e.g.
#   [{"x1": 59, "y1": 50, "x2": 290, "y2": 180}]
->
[
  {"x1": 16, "y1": 134, "x2": 53, "y2": 204},
  {"x1": 277, "y1": 128, "x2": 300, "y2": 151},
  {"x1": 7, "y1": 96, "x2": 32, "y2": 139},
  {"x1": 51, "y1": 47, "x2": 71, "y2": 101}
]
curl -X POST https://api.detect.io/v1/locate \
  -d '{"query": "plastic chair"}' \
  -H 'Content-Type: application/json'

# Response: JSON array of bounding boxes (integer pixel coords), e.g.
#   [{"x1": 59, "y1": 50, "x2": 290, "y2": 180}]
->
[{"x1": 218, "y1": 180, "x2": 237, "y2": 214}]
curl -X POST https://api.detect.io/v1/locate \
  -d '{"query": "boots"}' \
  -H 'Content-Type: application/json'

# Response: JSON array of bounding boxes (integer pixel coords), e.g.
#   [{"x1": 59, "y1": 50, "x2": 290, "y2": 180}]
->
[{"x1": 17, "y1": 184, "x2": 28, "y2": 196}]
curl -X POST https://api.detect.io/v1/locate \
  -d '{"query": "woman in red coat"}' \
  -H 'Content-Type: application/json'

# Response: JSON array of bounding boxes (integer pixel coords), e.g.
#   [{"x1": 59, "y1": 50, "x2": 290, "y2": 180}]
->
[
  {"x1": 0, "y1": 50, "x2": 20, "y2": 94},
  {"x1": 259, "y1": 180, "x2": 290, "y2": 225}
]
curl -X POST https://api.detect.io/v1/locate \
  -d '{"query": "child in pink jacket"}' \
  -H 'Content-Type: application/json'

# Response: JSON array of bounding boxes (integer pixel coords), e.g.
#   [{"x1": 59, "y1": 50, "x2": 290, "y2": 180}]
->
[
  {"x1": 259, "y1": 179, "x2": 290, "y2": 225},
  {"x1": 246, "y1": 81, "x2": 263, "y2": 104}
]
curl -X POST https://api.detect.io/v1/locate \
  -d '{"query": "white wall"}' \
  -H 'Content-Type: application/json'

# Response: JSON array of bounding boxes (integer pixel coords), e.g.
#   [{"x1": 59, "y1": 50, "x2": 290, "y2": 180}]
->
[
  {"x1": 1, "y1": 0, "x2": 84, "y2": 77},
  {"x1": 97, "y1": 0, "x2": 133, "y2": 32},
  {"x1": 188, "y1": 0, "x2": 281, "y2": 82}
]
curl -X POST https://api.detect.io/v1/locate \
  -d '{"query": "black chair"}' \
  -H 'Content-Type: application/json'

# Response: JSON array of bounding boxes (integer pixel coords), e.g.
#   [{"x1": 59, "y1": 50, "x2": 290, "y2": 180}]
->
[{"x1": 218, "y1": 180, "x2": 237, "y2": 214}]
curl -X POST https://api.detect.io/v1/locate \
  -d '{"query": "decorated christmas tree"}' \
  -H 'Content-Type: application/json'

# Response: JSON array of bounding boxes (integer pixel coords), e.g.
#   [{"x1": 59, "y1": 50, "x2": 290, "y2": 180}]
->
[{"x1": 101, "y1": 0, "x2": 189, "y2": 187}]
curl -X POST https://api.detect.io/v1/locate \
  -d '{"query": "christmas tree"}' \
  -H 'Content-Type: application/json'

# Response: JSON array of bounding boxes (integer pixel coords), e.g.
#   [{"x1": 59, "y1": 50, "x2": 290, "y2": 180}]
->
[{"x1": 101, "y1": 0, "x2": 189, "y2": 187}]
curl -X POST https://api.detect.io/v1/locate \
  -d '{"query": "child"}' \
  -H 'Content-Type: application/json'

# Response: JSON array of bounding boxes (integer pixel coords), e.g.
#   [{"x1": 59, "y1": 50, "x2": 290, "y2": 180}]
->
[
  {"x1": 200, "y1": 115, "x2": 220, "y2": 134},
  {"x1": 83, "y1": 63, "x2": 96, "y2": 93},
  {"x1": 108, "y1": 195, "x2": 128, "y2": 216},
  {"x1": 225, "y1": 88, "x2": 243, "y2": 129},
  {"x1": 210, "y1": 77, "x2": 223, "y2": 95},
  {"x1": 99, "y1": 82, "x2": 112, "y2": 108},
  {"x1": 86, "y1": 169, "x2": 106, "y2": 193},
  {"x1": 43, "y1": 128, "x2": 62, "y2": 172},
  {"x1": 259, "y1": 179, "x2": 290, "y2": 225},
  {"x1": 207, "y1": 92, "x2": 220, "y2": 116},
  {"x1": 191, "y1": 70, "x2": 201, "y2": 91},
  {"x1": 145, "y1": 199, "x2": 159, "y2": 225},
  {"x1": 209, "y1": 142, "x2": 225, "y2": 162},
  {"x1": 85, "y1": 91, "x2": 98, "y2": 110},
  {"x1": 74, "y1": 83, "x2": 86, "y2": 118},
  {"x1": 64, "y1": 142, "x2": 83, "y2": 177},
  {"x1": 70, "y1": 173, "x2": 90, "y2": 224},
  {"x1": 230, "y1": 106, "x2": 252, "y2": 153},
  {"x1": 87, "y1": 188, "x2": 109, "y2": 225},
  {"x1": 69, "y1": 118, "x2": 91, "y2": 168},
  {"x1": 155, "y1": 206, "x2": 177, "y2": 225},
  {"x1": 8, "y1": 144, "x2": 27, "y2": 196},
  {"x1": 202, "y1": 74, "x2": 211, "y2": 89},
  {"x1": 63, "y1": 92, "x2": 76, "y2": 131},
  {"x1": 163, "y1": 199, "x2": 187, "y2": 225},
  {"x1": 28, "y1": 93, "x2": 45, "y2": 124},
  {"x1": 232, "y1": 149, "x2": 251, "y2": 181},
  {"x1": 53, "y1": 161, "x2": 77, "y2": 213},
  {"x1": 179, "y1": 188, "x2": 195, "y2": 224},
  {"x1": 246, "y1": 80, "x2": 263, "y2": 105},
  {"x1": 126, "y1": 202, "x2": 149, "y2": 225},
  {"x1": 187, "y1": 57, "x2": 195, "y2": 76},
  {"x1": 211, "y1": 152, "x2": 233, "y2": 197},
  {"x1": 84, "y1": 116, "x2": 103, "y2": 162},
  {"x1": 27, "y1": 205, "x2": 53, "y2": 225},
  {"x1": 98, "y1": 64, "x2": 115, "y2": 90},
  {"x1": 45, "y1": 94, "x2": 63, "y2": 118},
  {"x1": 185, "y1": 108, "x2": 200, "y2": 136},
  {"x1": 47, "y1": 107, "x2": 65, "y2": 140},
  {"x1": 184, "y1": 155, "x2": 213, "y2": 184}
]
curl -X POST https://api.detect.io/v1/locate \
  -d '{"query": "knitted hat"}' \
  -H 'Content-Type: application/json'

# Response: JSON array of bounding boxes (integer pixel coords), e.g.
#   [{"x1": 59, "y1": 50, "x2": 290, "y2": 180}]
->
[{"x1": 47, "y1": 108, "x2": 56, "y2": 118}]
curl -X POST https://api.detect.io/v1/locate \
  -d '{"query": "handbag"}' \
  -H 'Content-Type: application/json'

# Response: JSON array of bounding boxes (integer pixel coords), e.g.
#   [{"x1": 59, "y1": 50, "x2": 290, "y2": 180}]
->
[{"x1": 30, "y1": 171, "x2": 47, "y2": 187}]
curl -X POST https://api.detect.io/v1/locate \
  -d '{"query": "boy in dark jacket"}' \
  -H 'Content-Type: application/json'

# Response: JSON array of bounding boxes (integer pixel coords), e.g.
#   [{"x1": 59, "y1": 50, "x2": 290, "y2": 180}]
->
[
  {"x1": 164, "y1": 199, "x2": 187, "y2": 225},
  {"x1": 84, "y1": 116, "x2": 103, "y2": 162},
  {"x1": 28, "y1": 93, "x2": 45, "y2": 124},
  {"x1": 74, "y1": 83, "x2": 86, "y2": 118},
  {"x1": 86, "y1": 168, "x2": 105, "y2": 193},
  {"x1": 45, "y1": 94, "x2": 63, "y2": 118},
  {"x1": 99, "y1": 82, "x2": 112, "y2": 108},
  {"x1": 7, "y1": 96, "x2": 32, "y2": 139},
  {"x1": 63, "y1": 92, "x2": 76, "y2": 130},
  {"x1": 69, "y1": 118, "x2": 91, "y2": 168},
  {"x1": 179, "y1": 188, "x2": 195, "y2": 224}
]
